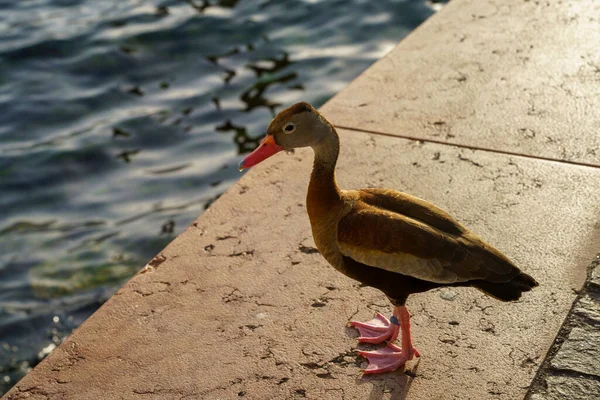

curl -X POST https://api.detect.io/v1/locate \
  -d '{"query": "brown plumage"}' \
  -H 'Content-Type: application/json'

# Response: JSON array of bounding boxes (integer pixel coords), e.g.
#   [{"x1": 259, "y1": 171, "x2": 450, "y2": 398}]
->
[
  {"x1": 337, "y1": 188, "x2": 538, "y2": 303},
  {"x1": 240, "y1": 101, "x2": 538, "y2": 374}
]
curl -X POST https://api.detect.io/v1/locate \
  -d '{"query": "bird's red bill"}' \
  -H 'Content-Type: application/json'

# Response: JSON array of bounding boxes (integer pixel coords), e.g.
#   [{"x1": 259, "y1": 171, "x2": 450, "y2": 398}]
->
[{"x1": 238, "y1": 135, "x2": 284, "y2": 170}]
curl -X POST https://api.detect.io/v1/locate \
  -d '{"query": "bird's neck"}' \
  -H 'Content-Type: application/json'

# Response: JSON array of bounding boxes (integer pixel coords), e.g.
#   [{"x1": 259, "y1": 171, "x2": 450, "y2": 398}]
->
[
  {"x1": 307, "y1": 129, "x2": 342, "y2": 214},
  {"x1": 306, "y1": 126, "x2": 348, "y2": 274}
]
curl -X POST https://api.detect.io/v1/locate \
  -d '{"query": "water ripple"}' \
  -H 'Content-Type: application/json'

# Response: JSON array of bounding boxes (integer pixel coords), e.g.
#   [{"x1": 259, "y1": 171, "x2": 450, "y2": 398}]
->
[{"x1": 0, "y1": 0, "x2": 444, "y2": 393}]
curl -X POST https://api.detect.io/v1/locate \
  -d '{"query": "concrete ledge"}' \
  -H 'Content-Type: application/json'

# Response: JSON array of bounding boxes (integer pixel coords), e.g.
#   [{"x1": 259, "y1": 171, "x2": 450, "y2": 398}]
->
[
  {"x1": 322, "y1": 0, "x2": 600, "y2": 167},
  {"x1": 5, "y1": 129, "x2": 600, "y2": 399},
  {"x1": 5, "y1": 0, "x2": 600, "y2": 399}
]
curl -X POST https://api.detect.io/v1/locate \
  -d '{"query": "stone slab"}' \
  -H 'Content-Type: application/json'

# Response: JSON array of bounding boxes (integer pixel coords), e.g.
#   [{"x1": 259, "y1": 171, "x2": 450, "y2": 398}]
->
[
  {"x1": 573, "y1": 294, "x2": 600, "y2": 327},
  {"x1": 321, "y1": 0, "x2": 600, "y2": 166},
  {"x1": 550, "y1": 327, "x2": 600, "y2": 376},
  {"x1": 5, "y1": 129, "x2": 600, "y2": 400},
  {"x1": 530, "y1": 376, "x2": 600, "y2": 400}
]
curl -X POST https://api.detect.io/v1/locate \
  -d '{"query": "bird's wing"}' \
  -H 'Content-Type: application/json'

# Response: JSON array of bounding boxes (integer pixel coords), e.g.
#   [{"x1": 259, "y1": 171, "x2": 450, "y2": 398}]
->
[
  {"x1": 358, "y1": 188, "x2": 467, "y2": 235},
  {"x1": 337, "y1": 191, "x2": 520, "y2": 284}
]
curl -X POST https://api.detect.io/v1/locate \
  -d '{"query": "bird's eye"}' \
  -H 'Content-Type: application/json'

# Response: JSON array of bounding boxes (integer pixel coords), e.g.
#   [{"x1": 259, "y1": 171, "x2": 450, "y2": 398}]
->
[{"x1": 283, "y1": 122, "x2": 296, "y2": 134}]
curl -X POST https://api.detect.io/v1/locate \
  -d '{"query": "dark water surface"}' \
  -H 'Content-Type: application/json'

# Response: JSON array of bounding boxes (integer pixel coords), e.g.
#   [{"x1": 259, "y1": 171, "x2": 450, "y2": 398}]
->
[{"x1": 0, "y1": 0, "x2": 444, "y2": 393}]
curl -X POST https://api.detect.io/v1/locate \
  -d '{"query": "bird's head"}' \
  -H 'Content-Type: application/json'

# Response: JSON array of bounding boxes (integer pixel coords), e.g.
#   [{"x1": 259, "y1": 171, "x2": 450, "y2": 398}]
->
[{"x1": 238, "y1": 102, "x2": 333, "y2": 171}]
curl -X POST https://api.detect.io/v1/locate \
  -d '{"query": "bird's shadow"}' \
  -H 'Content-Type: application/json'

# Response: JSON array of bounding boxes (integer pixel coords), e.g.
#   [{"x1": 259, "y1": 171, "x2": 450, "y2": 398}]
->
[{"x1": 355, "y1": 358, "x2": 420, "y2": 400}]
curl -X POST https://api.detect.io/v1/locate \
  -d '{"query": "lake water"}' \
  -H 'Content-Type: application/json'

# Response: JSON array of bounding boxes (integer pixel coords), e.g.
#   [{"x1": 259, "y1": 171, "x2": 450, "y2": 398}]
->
[{"x1": 0, "y1": 0, "x2": 444, "y2": 393}]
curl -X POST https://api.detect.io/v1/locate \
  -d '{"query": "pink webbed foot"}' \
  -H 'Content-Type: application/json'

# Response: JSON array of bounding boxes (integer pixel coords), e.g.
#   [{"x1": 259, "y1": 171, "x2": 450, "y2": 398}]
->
[
  {"x1": 359, "y1": 343, "x2": 421, "y2": 375},
  {"x1": 349, "y1": 312, "x2": 400, "y2": 344}
]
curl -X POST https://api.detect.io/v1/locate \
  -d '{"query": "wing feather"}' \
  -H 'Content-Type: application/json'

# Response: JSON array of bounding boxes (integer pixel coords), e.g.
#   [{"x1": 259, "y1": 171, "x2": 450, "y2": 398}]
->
[
  {"x1": 337, "y1": 190, "x2": 521, "y2": 284},
  {"x1": 359, "y1": 188, "x2": 466, "y2": 235}
]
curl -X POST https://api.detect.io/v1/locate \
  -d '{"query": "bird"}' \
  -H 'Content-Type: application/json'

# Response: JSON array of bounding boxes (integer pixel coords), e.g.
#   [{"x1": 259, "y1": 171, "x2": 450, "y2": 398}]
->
[{"x1": 238, "y1": 102, "x2": 538, "y2": 375}]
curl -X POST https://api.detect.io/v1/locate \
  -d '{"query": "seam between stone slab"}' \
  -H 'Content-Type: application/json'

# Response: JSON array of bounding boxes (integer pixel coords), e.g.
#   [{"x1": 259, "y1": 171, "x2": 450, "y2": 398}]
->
[{"x1": 336, "y1": 125, "x2": 600, "y2": 170}]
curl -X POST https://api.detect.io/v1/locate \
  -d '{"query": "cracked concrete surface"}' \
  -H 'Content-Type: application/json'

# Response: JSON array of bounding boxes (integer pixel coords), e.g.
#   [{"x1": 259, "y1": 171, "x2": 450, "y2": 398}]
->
[
  {"x1": 4, "y1": 130, "x2": 600, "y2": 400},
  {"x1": 4, "y1": 0, "x2": 600, "y2": 399},
  {"x1": 321, "y1": 0, "x2": 600, "y2": 167}
]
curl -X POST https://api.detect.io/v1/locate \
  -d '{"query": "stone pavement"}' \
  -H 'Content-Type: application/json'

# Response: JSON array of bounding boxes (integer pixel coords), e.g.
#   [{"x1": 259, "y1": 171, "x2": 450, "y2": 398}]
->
[
  {"x1": 4, "y1": 0, "x2": 600, "y2": 399},
  {"x1": 527, "y1": 256, "x2": 600, "y2": 399}
]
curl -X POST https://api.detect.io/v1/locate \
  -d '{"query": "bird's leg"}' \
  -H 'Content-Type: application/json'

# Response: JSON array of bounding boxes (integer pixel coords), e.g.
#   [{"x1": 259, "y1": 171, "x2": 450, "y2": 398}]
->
[
  {"x1": 349, "y1": 310, "x2": 400, "y2": 344},
  {"x1": 358, "y1": 306, "x2": 420, "y2": 374},
  {"x1": 397, "y1": 305, "x2": 420, "y2": 360}
]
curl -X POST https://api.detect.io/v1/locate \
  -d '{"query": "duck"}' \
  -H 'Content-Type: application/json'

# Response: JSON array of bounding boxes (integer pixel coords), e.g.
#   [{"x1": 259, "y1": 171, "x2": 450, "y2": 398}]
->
[{"x1": 238, "y1": 102, "x2": 538, "y2": 374}]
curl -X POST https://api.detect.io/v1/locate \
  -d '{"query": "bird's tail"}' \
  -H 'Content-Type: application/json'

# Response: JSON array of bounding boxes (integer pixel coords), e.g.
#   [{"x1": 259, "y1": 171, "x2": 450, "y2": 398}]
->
[{"x1": 472, "y1": 272, "x2": 539, "y2": 301}]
